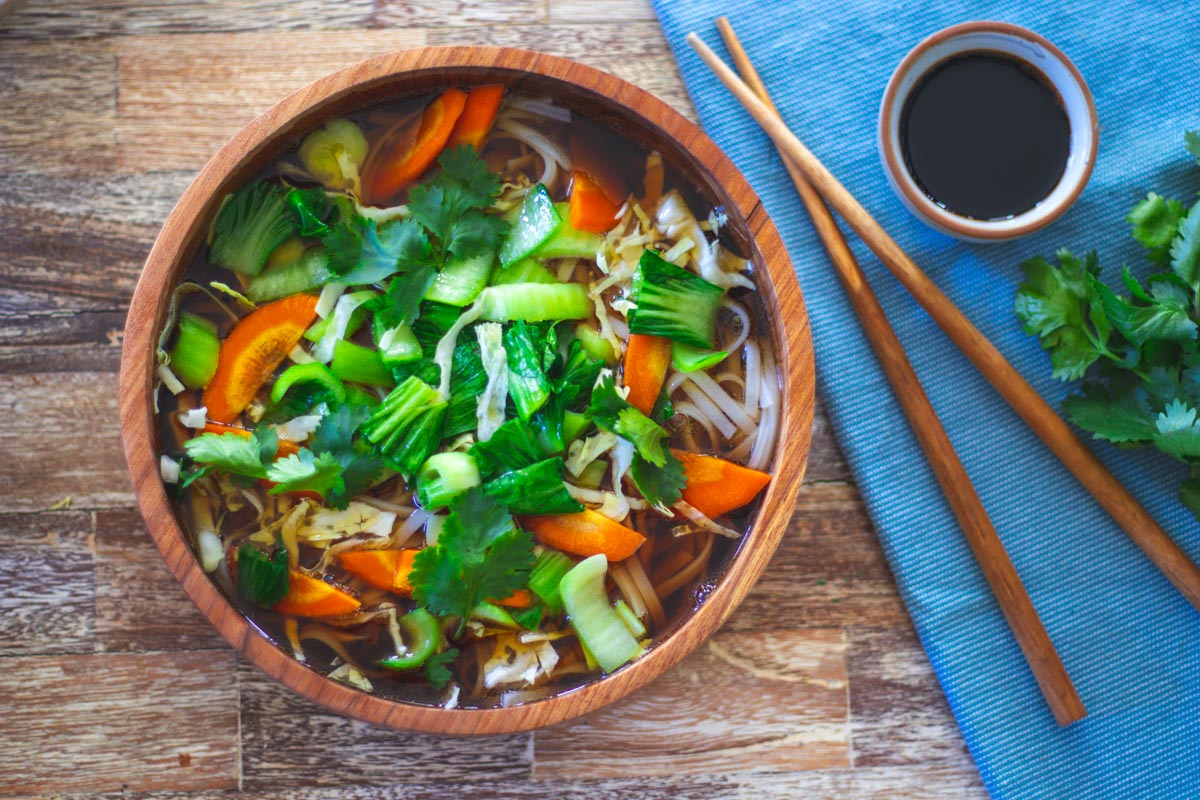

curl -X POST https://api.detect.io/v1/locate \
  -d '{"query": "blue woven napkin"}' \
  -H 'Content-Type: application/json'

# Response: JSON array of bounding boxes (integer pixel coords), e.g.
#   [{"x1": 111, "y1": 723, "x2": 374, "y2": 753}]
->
[{"x1": 651, "y1": 1, "x2": 1200, "y2": 797}]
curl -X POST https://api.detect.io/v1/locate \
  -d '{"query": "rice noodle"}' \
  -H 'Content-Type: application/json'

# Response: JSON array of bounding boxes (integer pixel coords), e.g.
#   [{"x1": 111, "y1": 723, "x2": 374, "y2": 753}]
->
[
  {"x1": 654, "y1": 531, "x2": 715, "y2": 597},
  {"x1": 357, "y1": 496, "x2": 415, "y2": 516},
  {"x1": 685, "y1": 369, "x2": 757, "y2": 434},
  {"x1": 725, "y1": 432, "x2": 757, "y2": 462},
  {"x1": 720, "y1": 298, "x2": 752, "y2": 354},
  {"x1": 623, "y1": 554, "x2": 667, "y2": 632},
  {"x1": 674, "y1": 501, "x2": 742, "y2": 539},
  {"x1": 507, "y1": 95, "x2": 573, "y2": 123},
  {"x1": 676, "y1": 378, "x2": 737, "y2": 440},
  {"x1": 670, "y1": 401, "x2": 720, "y2": 447},
  {"x1": 609, "y1": 561, "x2": 648, "y2": 627},
  {"x1": 392, "y1": 508, "x2": 429, "y2": 546},
  {"x1": 555, "y1": 258, "x2": 577, "y2": 283},
  {"x1": 748, "y1": 346, "x2": 780, "y2": 471},
  {"x1": 494, "y1": 117, "x2": 571, "y2": 189},
  {"x1": 742, "y1": 340, "x2": 761, "y2": 420},
  {"x1": 564, "y1": 483, "x2": 648, "y2": 513}
]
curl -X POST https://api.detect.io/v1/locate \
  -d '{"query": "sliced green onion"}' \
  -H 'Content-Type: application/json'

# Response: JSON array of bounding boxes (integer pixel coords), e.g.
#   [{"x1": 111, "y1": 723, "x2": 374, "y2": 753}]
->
[
  {"x1": 416, "y1": 452, "x2": 481, "y2": 511},
  {"x1": 169, "y1": 311, "x2": 220, "y2": 390}
]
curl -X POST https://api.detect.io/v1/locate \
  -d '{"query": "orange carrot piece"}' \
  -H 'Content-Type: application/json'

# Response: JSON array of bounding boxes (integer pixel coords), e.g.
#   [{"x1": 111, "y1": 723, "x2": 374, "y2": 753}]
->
[
  {"x1": 493, "y1": 588, "x2": 534, "y2": 609},
  {"x1": 622, "y1": 333, "x2": 672, "y2": 416},
  {"x1": 365, "y1": 88, "x2": 468, "y2": 204},
  {"x1": 274, "y1": 571, "x2": 361, "y2": 618},
  {"x1": 672, "y1": 449, "x2": 771, "y2": 519},
  {"x1": 522, "y1": 510, "x2": 646, "y2": 562},
  {"x1": 201, "y1": 294, "x2": 319, "y2": 423},
  {"x1": 569, "y1": 170, "x2": 623, "y2": 234},
  {"x1": 445, "y1": 84, "x2": 505, "y2": 151},
  {"x1": 391, "y1": 548, "x2": 420, "y2": 597},
  {"x1": 337, "y1": 550, "x2": 405, "y2": 591},
  {"x1": 201, "y1": 422, "x2": 301, "y2": 457}
]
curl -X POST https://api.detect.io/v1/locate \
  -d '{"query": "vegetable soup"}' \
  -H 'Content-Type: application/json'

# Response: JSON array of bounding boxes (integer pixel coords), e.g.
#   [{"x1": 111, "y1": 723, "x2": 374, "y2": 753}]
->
[{"x1": 156, "y1": 86, "x2": 780, "y2": 708}]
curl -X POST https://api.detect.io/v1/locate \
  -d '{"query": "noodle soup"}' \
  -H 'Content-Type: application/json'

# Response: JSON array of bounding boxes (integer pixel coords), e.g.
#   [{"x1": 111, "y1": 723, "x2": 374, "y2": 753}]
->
[{"x1": 155, "y1": 85, "x2": 779, "y2": 708}]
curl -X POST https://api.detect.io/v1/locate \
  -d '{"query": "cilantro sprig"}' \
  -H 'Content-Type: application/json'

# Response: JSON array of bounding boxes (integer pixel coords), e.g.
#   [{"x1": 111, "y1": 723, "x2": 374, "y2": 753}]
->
[
  {"x1": 409, "y1": 490, "x2": 535, "y2": 633},
  {"x1": 1015, "y1": 129, "x2": 1200, "y2": 519}
]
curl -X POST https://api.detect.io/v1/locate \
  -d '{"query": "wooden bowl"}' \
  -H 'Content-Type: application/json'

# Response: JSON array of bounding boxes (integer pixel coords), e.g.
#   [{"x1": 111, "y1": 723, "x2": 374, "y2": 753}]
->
[{"x1": 119, "y1": 46, "x2": 815, "y2": 735}]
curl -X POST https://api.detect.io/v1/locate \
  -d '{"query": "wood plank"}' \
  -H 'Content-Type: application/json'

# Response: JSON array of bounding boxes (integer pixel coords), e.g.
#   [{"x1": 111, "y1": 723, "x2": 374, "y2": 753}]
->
[
  {"x1": 0, "y1": 40, "x2": 117, "y2": 175},
  {"x1": 848, "y1": 625, "x2": 973, "y2": 769},
  {"x1": 734, "y1": 763, "x2": 987, "y2": 798},
  {"x1": 0, "y1": 204, "x2": 152, "y2": 315},
  {"x1": 0, "y1": 373, "x2": 133, "y2": 512},
  {"x1": 117, "y1": 30, "x2": 428, "y2": 172},
  {"x1": 94, "y1": 509, "x2": 228, "y2": 652},
  {"x1": 0, "y1": 511, "x2": 96, "y2": 656},
  {"x1": 729, "y1": 481, "x2": 909, "y2": 630},
  {"x1": 0, "y1": 171, "x2": 196, "y2": 229},
  {"x1": 0, "y1": 650, "x2": 239, "y2": 794},
  {"x1": 548, "y1": 0, "x2": 656, "y2": 23},
  {"x1": 0, "y1": 310, "x2": 126, "y2": 374},
  {"x1": 533, "y1": 628, "x2": 848, "y2": 778},
  {"x1": 425, "y1": 23, "x2": 695, "y2": 121},
  {"x1": 806, "y1": 396, "x2": 853, "y2": 483},
  {"x1": 0, "y1": 0, "x2": 373, "y2": 39},
  {"x1": 237, "y1": 659, "x2": 532, "y2": 789},
  {"x1": 374, "y1": 0, "x2": 545, "y2": 27}
]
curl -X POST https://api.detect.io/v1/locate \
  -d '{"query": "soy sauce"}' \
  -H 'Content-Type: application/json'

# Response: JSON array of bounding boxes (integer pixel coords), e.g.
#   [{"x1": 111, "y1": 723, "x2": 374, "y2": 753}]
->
[{"x1": 900, "y1": 52, "x2": 1070, "y2": 220}]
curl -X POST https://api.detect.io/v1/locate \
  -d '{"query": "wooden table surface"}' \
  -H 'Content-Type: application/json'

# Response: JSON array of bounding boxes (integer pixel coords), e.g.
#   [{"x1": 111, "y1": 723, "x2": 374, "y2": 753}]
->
[{"x1": 0, "y1": 0, "x2": 988, "y2": 796}]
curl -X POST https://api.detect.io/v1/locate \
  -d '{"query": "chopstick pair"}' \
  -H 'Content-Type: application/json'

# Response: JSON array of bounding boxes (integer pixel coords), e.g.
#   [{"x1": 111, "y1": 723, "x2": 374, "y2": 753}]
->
[{"x1": 689, "y1": 19, "x2": 1200, "y2": 726}]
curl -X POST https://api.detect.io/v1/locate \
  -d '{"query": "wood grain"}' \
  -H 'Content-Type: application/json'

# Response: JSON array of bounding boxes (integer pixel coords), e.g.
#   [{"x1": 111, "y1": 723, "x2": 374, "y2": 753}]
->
[
  {"x1": 547, "y1": 0, "x2": 656, "y2": 23},
  {"x1": 0, "y1": 650, "x2": 239, "y2": 794},
  {"x1": 375, "y1": 0, "x2": 546, "y2": 27},
  {"x1": 534, "y1": 628, "x2": 849, "y2": 778},
  {"x1": 0, "y1": 511, "x2": 96, "y2": 656},
  {"x1": 0, "y1": 40, "x2": 117, "y2": 175},
  {"x1": 94, "y1": 509, "x2": 228, "y2": 652},
  {"x1": 118, "y1": 47, "x2": 814, "y2": 735},
  {"x1": 0, "y1": 373, "x2": 133, "y2": 512},
  {"x1": 116, "y1": 30, "x2": 428, "y2": 172}
]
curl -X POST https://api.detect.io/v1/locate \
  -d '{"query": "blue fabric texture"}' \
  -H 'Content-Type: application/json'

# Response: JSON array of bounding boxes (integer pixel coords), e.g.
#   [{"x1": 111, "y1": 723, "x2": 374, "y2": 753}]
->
[{"x1": 651, "y1": 1, "x2": 1200, "y2": 797}]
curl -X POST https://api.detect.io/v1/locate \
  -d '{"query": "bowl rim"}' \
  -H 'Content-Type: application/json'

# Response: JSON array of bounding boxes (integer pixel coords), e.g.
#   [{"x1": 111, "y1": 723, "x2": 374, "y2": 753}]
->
[
  {"x1": 877, "y1": 20, "x2": 1099, "y2": 242},
  {"x1": 118, "y1": 45, "x2": 815, "y2": 735}
]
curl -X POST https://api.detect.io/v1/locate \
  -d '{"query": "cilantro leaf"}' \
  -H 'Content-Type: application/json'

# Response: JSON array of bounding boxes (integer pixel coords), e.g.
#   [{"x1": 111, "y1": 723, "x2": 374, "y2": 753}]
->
[
  {"x1": 629, "y1": 449, "x2": 687, "y2": 512},
  {"x1": 1015, "y1": 249, "x2": 1113, "y2": 380},
  {"x1": 1153, "y1": 399, "x2": 1200, "y2": 459},
  {"x1": 1128, "y1": 192, "x2": 1185, "y2": 265},
  {"x1": 1062, "y1": 385, "x2": 1157, "y2": 444},
  {"x1": 323, "y1": 213, "x2": 433, "y2": 286},
  {"x1": 588, "y1": 374, "x2": 674, "y2": 466},
  {"x1": 265, "y1": 449, "x2": 345, "y2": 496},
  {"x1": 1169, "y1": 199, "x2": 1200, "y2": 290},
  {"x1": 307, "y1": 404, "x2": 387, "y2": 509},
  {"x1": 410, "y1": 490, "x2": 535, "y2": 629},
  {"x1": 1186, "y1": 129, "x2": 1200, "y2": 167},
  {"x1": 424, "y1": 647, "x2": 459, "y2": 689},
  {"x1": 369, "y1": 263, "x2": 437, "y2": 330},
  {"x1": 236, "y1": 537, "x2": 290, "y2": 609},
  {"x1": 183, "y1": 430, "x2": 276, "y2": 480},
  {"x1": 436, "y1": 145, "x2": 501, "y2": 208},
  {"x1": 286, "y1": 187, "x2": 331, "y2": 237},
  {"x1": 1091, "y1": 274, "x2": 1197, "y2": 346}
]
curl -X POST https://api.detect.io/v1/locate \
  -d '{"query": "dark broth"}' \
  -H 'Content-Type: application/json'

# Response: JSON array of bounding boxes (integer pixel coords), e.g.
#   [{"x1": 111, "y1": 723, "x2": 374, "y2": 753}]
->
[{"x1": 900, "y1": 51, "x2": 1070, "y2": 220}]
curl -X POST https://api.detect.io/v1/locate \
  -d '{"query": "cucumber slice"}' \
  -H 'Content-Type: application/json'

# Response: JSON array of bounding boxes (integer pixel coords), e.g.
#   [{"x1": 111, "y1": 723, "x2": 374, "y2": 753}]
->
[
  {"x1": 498, "y1": 184, "x2": 561, "y2": 268},
  {"x1": 491, "y1": 258, "x2": 559, "y2": 286},
  {"x1": 559, "y1": 554, "x2": 642, "y2": 673},
  {"x1": 478, "y1": 283, "x2": 591, "y2": 323},
  {"x1": 246, "y1": 247, "x2": 332, "y2": 303},
  {"x1": 169, "y1": 312, "x2": 220, "y2": 390},
  {"x1": 534, "y1": 203, "x2": 603, "y2": 260},
  {"x1": 425, "y1": 251, "x2": 494, "y2": 306}
]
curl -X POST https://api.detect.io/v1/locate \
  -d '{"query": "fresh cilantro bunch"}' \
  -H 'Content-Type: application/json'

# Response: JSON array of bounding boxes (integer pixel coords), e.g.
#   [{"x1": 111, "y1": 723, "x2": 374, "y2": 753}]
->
[
  {"x1": 409, "y1": 490, "x2": 536, "y2": 632},
  {"x1": 1015, "y1": 130, "x2": 1200, "y2": 518}
]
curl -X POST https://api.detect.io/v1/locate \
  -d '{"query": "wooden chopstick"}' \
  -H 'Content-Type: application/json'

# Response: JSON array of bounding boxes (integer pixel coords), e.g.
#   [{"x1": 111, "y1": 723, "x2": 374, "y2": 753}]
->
[
  {"x1": 713, "y1": 18, "x2": 1086, "y2": 726},
  {"x1": 686, "y1": 30, "x2": 1200, "y2": 615}
]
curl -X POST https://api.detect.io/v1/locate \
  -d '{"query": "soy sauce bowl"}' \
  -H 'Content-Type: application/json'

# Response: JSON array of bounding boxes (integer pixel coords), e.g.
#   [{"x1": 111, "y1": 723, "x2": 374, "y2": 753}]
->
[{"x1": 878, "y1": 21, "x2": 1098, "y2": 242}]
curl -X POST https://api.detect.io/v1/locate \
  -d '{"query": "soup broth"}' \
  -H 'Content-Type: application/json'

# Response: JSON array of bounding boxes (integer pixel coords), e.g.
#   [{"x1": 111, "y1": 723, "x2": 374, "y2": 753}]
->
[{"x1": 157, "y1": 86, "x2": 779, "y2": 708}]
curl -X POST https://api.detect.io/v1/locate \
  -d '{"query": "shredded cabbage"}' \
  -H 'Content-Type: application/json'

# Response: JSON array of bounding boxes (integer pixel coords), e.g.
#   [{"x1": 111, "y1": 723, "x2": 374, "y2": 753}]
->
[{"x1": 474, "y1": 322, "x2": 508, "y2": 442}]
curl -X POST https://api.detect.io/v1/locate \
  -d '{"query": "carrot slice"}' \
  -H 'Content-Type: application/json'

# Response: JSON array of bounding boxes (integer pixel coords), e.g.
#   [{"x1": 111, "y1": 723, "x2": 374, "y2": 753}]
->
[
  {"x1": 672, "y1": 449, "x2": 771, "y2": 519},
  {"x1": 622, "y1": 333, "x2": 672, "y2": 416},
  {"x1": 493, "y1": 588, "x2": 534, "y2": 609},
  {"x1": 391, "y1": 549, "x2": 420, "y2": 597},
  {"x1": 445, "y1": 84, "x2": 505, "y2": 151},
  {"x1": 522, "y1": 510, "x2": 646, "y2": 562},
  {"x1": 274, "y1": 572, "x2": 361, "y2": 618},
  {"x1": 201, "y1": 421, "x2": 301, "y2": 457},
  {"x1": 569, "y1": 170, "x2": 623, "y2": 234},
  {"x1": 201, "y1": 294, "x2": 319, "y2": 423},
  {"x1": 365, "y1": 88, "x2": 468, "y2": 203},
  {"x1": 338, "y1": 550, "x2": 405, "y2": 591}
]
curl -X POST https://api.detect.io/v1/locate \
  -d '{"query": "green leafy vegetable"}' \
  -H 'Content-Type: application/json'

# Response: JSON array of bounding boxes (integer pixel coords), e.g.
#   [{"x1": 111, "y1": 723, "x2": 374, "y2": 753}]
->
[
  {"x1": 470, "y1": 417, "x2": 544, "y2": 480},
  {"x1": 1015, "y1": 130, "x2": 1200, "y2": 520},
  {"x1": 286, "y1": 187, "x2": 331, "y2": 237},
  {"x1": 359, "y1": 376, "x2": 446, "y2": 477},
  {"x1": 628, "y1": 450, "x2": 686, "y2": 512},
  {"x1": 298, "y1": 118, "x2": 367, "y2": 193},
  {"x1": 628, "y1": 248, "x2": 725, "y2": 348},
  {"x1": 587, "y1": 374, "x2": 670, "y2": 465},
  {"x1": 209, "y1": 180, "x2": 295, "y2": 277},
  {"x1": 236, "y1": 537, "x2": 289, "y2": 608},
  {"x1": 504, "y1": 321, "x2": 552, "y2": 420},
  {"x1": 265, "y1": 449, "x2": 345, "y2": 496},
  {"x1": 423, "y1": 647, "x2": 459, "y2": 689},
  {"x1": 480, "y1": 457, "x2": 583, "y2": 515},
  {"x1": 183, "y1": 427, "x2": 278, "y2": 483},
  {"x1": 307, "y1": 404, "x2": 387, "y2": 508},
  {"x1": 409, "y1": 490, "x2": 536, "y2": 632}
]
